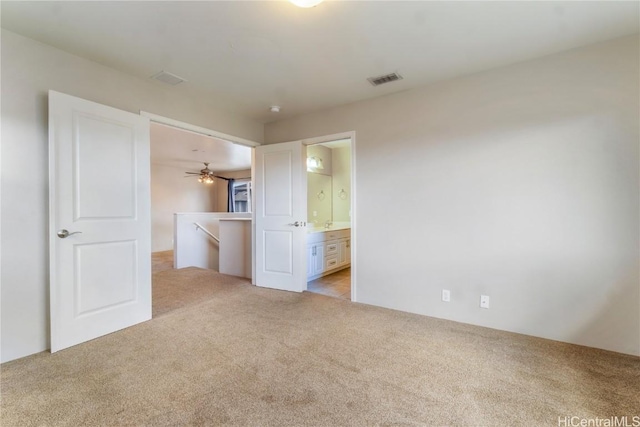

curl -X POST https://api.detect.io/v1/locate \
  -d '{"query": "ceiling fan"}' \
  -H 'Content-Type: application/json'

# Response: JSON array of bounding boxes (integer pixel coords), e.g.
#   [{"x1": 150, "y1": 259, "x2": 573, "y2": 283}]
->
[{"x1": 184, "y1": 162, "x2": 217, "y2": 184}]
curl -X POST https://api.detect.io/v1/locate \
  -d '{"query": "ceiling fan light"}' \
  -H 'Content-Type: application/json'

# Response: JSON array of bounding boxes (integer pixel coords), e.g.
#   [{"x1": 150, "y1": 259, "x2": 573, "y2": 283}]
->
[{"x1": 289, "y1": 0, "x2": 323, "y2": 8}]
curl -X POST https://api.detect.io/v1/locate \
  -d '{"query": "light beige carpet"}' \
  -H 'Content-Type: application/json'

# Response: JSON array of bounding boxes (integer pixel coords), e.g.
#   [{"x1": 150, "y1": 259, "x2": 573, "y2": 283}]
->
[
  {"x1": 151, "y1": 250, "x2": 174, "y2": 273},
  {"x1": 1, "y1": 267, "x2": 639, "y2": 426},
  {"x1": 152, "y1": 265, "x2": 249, "y2": 318}
]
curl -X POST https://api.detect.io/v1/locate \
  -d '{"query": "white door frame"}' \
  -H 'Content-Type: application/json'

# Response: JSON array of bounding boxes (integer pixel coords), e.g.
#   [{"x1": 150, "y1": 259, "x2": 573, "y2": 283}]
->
[
  {"x1": 301, "y1": 131, "x2": 357, "y2": 302},
  {"x1": 140, "y1": 112, "x2": 261, "y2": 148}
]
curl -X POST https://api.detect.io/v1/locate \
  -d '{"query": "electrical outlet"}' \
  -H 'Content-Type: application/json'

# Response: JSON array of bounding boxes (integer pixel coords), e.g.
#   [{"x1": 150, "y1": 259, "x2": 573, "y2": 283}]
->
[
  {"x1": 480, "y1": 295, "x2": 490, "y2": 309},
  {"x1": 442, "y1": 289, "x2": 451, "y2": 302}
]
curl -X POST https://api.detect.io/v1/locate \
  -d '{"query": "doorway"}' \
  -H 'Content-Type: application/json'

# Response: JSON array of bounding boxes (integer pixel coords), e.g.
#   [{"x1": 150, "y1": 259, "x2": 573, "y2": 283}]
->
[
  {"x1": 149, "y1": 122, "x2": 253, "y2": 274},
  {"x1": 147, "y1": 118, "x2": 256, "y2": 318},
  {"x1": 304, "y1": 136, "x2": 354, "y2": 301}
]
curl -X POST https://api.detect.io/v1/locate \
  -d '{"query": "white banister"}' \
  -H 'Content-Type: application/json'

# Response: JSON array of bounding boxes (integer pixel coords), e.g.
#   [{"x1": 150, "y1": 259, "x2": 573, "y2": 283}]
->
[{"x1": 193, "y1": 222, "x2": 219, "y2": 243}]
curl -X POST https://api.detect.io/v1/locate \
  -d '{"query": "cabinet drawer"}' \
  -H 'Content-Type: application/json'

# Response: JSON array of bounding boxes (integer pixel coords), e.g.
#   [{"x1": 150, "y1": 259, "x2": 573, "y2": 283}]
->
[
  {"x1": 325, "y1": 256, "x2": 339, "y2": 270},
  {"x1": 307, "y1": 228, "x2": 350, "y2": 244},
  {"x1": 325, "y1": 240, "x2": 338, "y2": 256},
  {"x1": 325, "y1": 229, "x2": 350, "y2": 240}
]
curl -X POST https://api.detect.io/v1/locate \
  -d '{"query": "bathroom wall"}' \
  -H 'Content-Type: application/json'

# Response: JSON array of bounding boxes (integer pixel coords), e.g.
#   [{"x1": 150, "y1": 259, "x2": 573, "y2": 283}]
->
[
  {"x1": 307, "y1": 144, "x2": 351, "y2": 225},
  {"x1": 307, "y1": 145, "x2": 332, "y2": 175},
  {"x1": 308, "y1": 173, "x2": 332, "y2": 226},
  {"x1": 331, "y1": 147, "x2": 351, "y2": 223},
  {"x1": 307, "y1": 144, "x2": 333, "y2": 225}
]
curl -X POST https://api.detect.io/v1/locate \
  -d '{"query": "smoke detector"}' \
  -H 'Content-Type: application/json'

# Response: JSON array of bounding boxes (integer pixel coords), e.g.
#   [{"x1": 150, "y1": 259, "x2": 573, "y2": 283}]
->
[
  {"x1": 367, "y1": 72, "x2": 403, "y2": 87},
  {"x1": 270, "y1": 106, "x2": 281, "y2": 113}
]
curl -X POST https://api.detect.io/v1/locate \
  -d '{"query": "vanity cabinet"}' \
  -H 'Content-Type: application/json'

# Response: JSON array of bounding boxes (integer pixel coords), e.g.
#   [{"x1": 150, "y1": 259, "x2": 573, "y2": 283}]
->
[
  {"x1": 337, "y1": 238, "x2": 349, "y2": 268},
  {"x1": 307, "y1": 228, "x2": 350, "y2": 281},
  {"x1": 325, "y1": 240, "x2": 339, "y2": 270},
  {"x1": 307, "y1": 243, "x2": 325, "y2": 277}
]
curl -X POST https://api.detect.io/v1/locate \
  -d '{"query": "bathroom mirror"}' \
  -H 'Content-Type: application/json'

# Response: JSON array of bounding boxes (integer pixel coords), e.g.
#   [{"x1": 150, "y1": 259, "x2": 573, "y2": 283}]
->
[{"x1": 307, "y1": 173, "x2": 332, "y2": 226}]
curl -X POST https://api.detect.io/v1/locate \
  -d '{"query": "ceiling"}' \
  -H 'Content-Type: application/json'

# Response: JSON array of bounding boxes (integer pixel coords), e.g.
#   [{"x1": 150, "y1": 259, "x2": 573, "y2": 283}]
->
[
  {"x1": 2, "y1": 1, "x2": 638, "y2": 123},
  {"x1": 151, "y1": 123, "x2": 252, "y2": 172}
]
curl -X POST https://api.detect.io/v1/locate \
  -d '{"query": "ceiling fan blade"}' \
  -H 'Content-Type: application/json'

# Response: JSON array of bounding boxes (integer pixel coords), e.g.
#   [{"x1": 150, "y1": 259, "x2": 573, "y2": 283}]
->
[
  {"x1": 183, "y1": 175, "x2": 199, "y2": 178},
  {"x1": 184, "y1": 172, "x2": 200, "y2": 175}
]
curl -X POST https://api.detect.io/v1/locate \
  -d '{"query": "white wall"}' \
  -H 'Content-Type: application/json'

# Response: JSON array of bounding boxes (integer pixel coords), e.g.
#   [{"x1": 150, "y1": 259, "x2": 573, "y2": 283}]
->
[
  {"x1": 0, "y1": 30, "x2": 263, "y2": 363},
  {"x1": 151, "y1": 164, "x2": 216, "y2": 252},
  {"x1": 265, "y1": 36, "x2": 640, "y2": 356}
]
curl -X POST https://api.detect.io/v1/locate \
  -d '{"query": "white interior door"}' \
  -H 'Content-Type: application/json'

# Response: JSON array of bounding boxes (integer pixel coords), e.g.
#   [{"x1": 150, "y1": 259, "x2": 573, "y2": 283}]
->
[
  {"x1": 49, "y1": 91, "x2": 151, "y2": 353},
  {"x1": 254, "y1": 141, "x2": 307, "y2": 292}
]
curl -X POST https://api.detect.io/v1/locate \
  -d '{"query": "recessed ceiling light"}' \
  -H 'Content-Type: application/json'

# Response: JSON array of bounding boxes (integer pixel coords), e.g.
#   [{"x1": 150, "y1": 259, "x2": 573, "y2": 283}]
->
[
  {"x1": 270, "y1": 106, "x2": 281, "y2": 113},
  {"x1": 289, "y1": 0, "x2": 323, "y2": 8}
]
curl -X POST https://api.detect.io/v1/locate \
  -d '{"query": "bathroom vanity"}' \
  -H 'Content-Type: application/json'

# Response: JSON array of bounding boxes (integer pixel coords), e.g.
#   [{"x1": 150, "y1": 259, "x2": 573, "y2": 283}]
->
[{"x1": 307, "y1": 225, "x2": 351, "y2": 281}]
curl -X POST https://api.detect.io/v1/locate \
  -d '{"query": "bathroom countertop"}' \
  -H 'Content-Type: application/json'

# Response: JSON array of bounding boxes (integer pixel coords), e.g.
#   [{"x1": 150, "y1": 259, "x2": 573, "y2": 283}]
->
[{"x1": 307, "y1": 224, "x2": 351, "y2": 234}]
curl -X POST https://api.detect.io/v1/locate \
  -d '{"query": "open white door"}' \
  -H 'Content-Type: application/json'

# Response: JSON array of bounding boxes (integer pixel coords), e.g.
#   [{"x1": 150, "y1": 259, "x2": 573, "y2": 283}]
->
[
  {"x1": 49, "y1": 91, "x2": 151, "y2": 353},
  {"x1": 254, "y1": 141, "x2": 307, "y2": 292}
]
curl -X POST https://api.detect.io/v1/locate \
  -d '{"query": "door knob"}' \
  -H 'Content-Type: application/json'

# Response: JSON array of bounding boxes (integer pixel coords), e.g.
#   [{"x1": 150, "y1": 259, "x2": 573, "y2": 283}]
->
[
  {"x1": 287, "y1": 221, "x2": 306, "y2": 227},
  {"x1": 57, "y1": 229, "x2": 82, "y2": 239}
]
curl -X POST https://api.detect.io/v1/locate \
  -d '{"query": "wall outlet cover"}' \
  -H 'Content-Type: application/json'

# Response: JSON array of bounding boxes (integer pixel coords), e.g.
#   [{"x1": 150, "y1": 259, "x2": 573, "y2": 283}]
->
[
  {"x1": 480, "y1": 295, "x2": 490, "y2": 309},
  {"x1": 442, "y1": 289, "x2": 451, "y2": 302}
]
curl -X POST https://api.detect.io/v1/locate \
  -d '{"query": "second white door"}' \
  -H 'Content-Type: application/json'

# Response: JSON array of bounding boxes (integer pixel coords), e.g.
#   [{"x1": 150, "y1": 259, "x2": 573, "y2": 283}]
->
[{"x1": 254, "y1": 141, "x2": 307, "y2": 292}]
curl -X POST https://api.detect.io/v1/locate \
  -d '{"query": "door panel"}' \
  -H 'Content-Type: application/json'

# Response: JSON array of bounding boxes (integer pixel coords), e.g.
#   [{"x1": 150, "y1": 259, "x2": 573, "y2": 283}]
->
[
  {"x1": 75, "y1": 240, "x2": 137, "y2": 316},
  {"x1": 264, "y1": 231, "x2": 293, "y2": 274},
  {"x1": 49, "y1": 91, "x2": 151, "y2": 353},
  {"x1": 75, "y1": 113, "x2": 137, "y2": 219},
  {"x1": 263, "y1": 151, "x2": 293, "y2": 216},
  {"x1": 255, "y1": 141, "x2": 306, "y2": 292}
]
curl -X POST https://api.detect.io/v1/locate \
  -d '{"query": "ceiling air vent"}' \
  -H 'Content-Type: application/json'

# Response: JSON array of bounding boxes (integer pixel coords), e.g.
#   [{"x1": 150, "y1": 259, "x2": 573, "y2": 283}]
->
[
  {"x1": 367, "y1": 72, "x2": 403, "y2": 87},
  {"x1": 151, "y1": 71, "x2": 186, "y2": 86}
]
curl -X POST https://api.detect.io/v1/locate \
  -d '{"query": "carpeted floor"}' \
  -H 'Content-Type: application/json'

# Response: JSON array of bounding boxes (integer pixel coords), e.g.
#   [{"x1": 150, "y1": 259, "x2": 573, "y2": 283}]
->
[
  {"x1": 1, "y1": 267, "x2": 639, "y2": 426},
  {"x1": 152, "y1": 266, "x2": 250, "y2": 318},
  {"x1": 152, "y1": 250, "x2": 174, "y2": 273}
]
